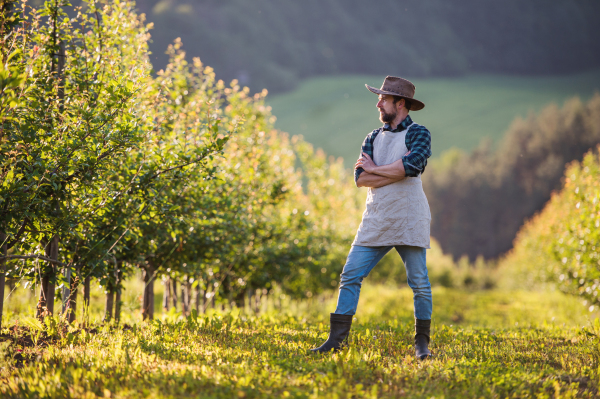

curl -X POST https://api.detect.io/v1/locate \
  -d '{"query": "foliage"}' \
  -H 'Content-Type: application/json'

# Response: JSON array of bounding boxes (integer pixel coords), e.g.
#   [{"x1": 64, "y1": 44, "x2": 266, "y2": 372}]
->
[
  {"x1": 1, "y1": 0, "x2": 152, "y2": 241},
  {"x1": 500, "y1": 146, "x2": 600, "y2": 309},
  {"x1": 0, "y1": 0, "x2": 372, "y2": 322},
  {"x1": 0, "y1": 0, "x2": 159, "y2": 320},
  {"x1": 551, "y1": 149, "x2": 600, "y2": 308},
  {"x1": 0, "y1": 0, "x2": 26, "y2": 120},
  {"x1": 140, "y1": 0, "x2": 600, "y2": 93},
  {"x1": 0, "y1": 284, "x2": 599, "y2": 398},
  {"x1": 424, "y1": 94, "x2": 600, "y2": 260}
]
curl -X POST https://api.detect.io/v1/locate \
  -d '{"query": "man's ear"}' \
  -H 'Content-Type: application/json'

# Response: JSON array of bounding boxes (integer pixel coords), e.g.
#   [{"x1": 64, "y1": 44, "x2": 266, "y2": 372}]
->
[{"x1": 397, "y1": 98, "x2": 405, "y2": 112}]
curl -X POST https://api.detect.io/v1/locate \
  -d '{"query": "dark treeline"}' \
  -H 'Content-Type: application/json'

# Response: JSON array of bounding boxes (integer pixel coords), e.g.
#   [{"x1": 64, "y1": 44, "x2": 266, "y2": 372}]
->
[
  {"x1": 424, "y1": 94, "x2": 600, "y2": 261},
  {"x1": 85, "y1": 0, "x2": 600, "y2": 93}
]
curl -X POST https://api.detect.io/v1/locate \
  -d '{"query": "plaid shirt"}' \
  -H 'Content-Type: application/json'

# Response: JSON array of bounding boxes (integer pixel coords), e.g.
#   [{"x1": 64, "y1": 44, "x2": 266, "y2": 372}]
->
[{"x1": 354, "y1": 115, "x2": 431, "y2": 183}]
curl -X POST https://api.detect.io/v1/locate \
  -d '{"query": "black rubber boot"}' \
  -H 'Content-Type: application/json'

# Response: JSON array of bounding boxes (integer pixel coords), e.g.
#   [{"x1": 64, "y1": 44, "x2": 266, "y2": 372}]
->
[
  {"x1": 415, "y1": 318, "x2": 432, "y2": 360},
  {"x1": 310, "y1": 313, "x2": 353, "y2": 353}
]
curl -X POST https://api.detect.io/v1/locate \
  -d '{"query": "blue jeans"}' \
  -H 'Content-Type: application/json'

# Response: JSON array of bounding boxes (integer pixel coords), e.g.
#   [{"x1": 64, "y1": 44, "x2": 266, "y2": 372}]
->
[{"x1": 334, "y1": 245, "x2": 432, "y2": 320}]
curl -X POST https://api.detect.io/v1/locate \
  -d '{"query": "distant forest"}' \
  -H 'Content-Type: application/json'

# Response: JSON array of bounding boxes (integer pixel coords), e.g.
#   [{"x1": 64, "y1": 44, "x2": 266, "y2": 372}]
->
[
  {"x1": 424, "y1": 94, "x2": 600, "y2": 261},
  {"x1": 125, "y1": 0, "x2": 600, "y2": 93}
]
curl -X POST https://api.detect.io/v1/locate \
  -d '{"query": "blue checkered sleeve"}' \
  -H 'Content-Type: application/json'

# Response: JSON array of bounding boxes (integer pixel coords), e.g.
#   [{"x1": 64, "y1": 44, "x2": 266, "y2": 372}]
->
[
  {"x1": 354, "y1": 128, "x2": 380, "y2": 184},
  {"x1": 402, "y1": 124, "x2": 431, "y2": 177}
]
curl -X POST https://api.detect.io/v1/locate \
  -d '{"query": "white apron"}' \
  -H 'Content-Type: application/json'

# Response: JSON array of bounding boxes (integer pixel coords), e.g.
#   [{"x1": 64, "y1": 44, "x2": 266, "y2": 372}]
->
[{"x1": 352, "y1": 123, "x2": 431, "y2": 248}]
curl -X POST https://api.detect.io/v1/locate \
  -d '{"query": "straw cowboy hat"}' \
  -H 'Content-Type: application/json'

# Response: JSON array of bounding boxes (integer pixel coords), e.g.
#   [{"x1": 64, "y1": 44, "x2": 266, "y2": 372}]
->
[{"x1": 365, "y1": 76, "x2": 425, "y2": 111}]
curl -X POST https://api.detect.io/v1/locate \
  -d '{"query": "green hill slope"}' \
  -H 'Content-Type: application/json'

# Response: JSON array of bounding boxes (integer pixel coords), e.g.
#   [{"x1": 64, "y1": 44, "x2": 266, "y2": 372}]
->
[{"x1": 268, "y1": 71, "x2": 600, "y2": 167}]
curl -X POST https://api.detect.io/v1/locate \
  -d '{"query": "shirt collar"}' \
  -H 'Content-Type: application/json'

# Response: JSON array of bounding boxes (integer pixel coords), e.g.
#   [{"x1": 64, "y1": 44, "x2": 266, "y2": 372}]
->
[{"x1": 383, "y1": 115, "x2": 413, "y2": 132}]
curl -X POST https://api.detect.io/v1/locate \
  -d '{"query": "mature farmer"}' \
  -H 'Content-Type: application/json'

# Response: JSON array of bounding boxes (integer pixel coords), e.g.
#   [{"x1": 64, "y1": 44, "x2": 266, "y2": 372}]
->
[{"x1": 311, "y1": 76, "x2": 433, "y2": 359}]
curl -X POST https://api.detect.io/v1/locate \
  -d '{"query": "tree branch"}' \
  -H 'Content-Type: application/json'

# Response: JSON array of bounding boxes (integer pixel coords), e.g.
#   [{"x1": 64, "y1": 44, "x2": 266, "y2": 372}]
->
[
  {"x1": 6, "y1": 218, "x2": 29, "y2": 249},
  {"x1": 0, "y1": 254, "x2": 68, "y2": 266}
]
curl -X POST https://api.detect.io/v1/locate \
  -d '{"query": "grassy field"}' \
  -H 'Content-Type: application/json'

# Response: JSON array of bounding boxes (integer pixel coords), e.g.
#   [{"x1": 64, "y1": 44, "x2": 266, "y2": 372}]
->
[
  {"x1": 268, "y1": 70, "x2": 600, "y2": 168},
  {"x1": 1, "y1": 283, "x2": 599, "y2": 398}
]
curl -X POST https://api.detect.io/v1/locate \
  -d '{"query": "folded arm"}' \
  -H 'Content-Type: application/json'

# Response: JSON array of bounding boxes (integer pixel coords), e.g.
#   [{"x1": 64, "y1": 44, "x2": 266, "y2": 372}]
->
[
  {"x1": 356, "y1": 153, "x2": 406, "y2": 178},
  {"x1": 355, "y1": 152, "x2": 406, "y2": 188},
  {"x1": 353, "y1": 123, "x2": 431, "y2": 187},
  {"x1": 356, "y1": 171, "x2": 404, "y2": 188}
]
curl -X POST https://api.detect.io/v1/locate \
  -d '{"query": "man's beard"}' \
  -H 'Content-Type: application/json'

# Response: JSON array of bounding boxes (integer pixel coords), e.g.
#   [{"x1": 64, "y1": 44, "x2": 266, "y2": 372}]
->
[{"x1": 379, "y1": 109, "x2": 397, "y2": 124}]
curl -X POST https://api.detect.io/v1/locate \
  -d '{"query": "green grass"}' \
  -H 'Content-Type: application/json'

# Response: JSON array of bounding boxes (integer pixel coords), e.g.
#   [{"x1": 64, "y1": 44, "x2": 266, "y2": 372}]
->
[
  {"x1": 2, "y1": 284, "x2": 599, "y2": 398},
  {"x1": 268, "y1": 70, "x2": 600, "y2": 168}
]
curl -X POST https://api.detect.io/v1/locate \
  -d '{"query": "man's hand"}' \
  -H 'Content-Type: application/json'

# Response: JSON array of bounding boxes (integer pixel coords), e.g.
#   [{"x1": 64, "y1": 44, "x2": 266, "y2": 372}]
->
[{"x1": 355, "y1": 152, "x2": 377, "y2": 173}]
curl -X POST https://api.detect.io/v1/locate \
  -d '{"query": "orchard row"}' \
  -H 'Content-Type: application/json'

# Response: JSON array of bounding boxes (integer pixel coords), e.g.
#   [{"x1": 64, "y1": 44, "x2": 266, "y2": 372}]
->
[{"x1": 0, "y1": 0, "x2": 363, "y2": 327}]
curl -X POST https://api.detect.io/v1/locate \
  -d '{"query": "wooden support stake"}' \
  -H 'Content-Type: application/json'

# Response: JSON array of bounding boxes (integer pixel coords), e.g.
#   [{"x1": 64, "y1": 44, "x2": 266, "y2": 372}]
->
[{"x1": 0, "y1": 233, "x2": 7, "y2": 331}]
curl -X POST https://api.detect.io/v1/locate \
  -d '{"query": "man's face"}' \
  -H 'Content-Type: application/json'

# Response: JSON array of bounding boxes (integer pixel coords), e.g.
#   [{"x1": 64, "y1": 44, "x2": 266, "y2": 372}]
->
[{"x1": 377, "y1": 94, "x2": 400, "y2": 124}]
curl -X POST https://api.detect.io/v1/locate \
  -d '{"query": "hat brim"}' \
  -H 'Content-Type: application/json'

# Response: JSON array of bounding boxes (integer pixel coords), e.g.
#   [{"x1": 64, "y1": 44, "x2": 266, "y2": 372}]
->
[{"x1": 365, "y1": 84, "x2": 425, "y2": 111}]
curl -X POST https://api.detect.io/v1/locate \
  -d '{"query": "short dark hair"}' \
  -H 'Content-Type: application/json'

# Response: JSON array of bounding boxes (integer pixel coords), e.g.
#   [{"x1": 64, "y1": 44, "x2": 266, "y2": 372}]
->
[{"x1": 392, "y1": 96, "x2": 411, "y2": 111}]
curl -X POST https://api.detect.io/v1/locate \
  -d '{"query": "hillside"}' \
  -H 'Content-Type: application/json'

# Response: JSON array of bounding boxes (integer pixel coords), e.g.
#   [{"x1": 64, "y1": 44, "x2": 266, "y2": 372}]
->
[
  {"x1": 132, "y1": 0, "x2": 600, "y2": 93},
  {"x1": 268, "y1": 71, "x2": 600, "y2": 168}
]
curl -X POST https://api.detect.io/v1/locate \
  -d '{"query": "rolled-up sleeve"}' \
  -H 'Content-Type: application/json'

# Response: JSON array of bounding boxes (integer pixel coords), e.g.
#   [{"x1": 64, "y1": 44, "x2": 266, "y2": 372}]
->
[
  {"x1": 402, "y1": 126, "x2": 431, "y2": 177},
  {"x1": 354, "y1": 165, "x2": 365, "y2": 184},
  {"x1": 354, "y1": 130, "x2": 378, "y2": 184}
]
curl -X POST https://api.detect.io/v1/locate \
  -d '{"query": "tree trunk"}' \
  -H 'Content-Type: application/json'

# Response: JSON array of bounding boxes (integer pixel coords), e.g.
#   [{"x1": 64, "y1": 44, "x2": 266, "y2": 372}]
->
[
  {"x1": 82, "y1": 274, "x2": 90, "y2": 324},
  {"x1": 37, "y1": 235, "x2": 58, "y2": 318},
  {"x1": 66, "y1": 265, "x2": 80, "y2": 323},
  {"x1": 195, "y1": 277, "x2": 203, "y2": 314},
  {"x1": 182, "y1": 276, "x2": 190, "y2": 316},
  {"x1": 254, "y1": 289, "x2": 261, "y2": 314},
  {"x1": 246, "y1": 288, "x2": 252, "y2": 313},
  {"x1": 61, "y1": 266, "x2": 72, "y2": 315},
  {"x1": 162, "y1": 276, "x2": 170, "y2": 311},
  {"x1": 57, "y1": 41, "x2": 65, "y2": 112},
  {"x1": 46, "y1": 235, "x2": 58, "y2": 315},
  {"x1": 104, "y1": 286, "x2": 114, "y2": 322},
  {"x1": 67, "y1": 277, "x2": 78, "y2": 323},
  {"x1": 224, "y1": 276, "x2": 233, "y2": 310},
  {"x1": 37, "y1": 273, "x2": 49, "y2": 319},
  {"x1": 115, "y1": 287, "x2": 122, "y2": 324},
  {"x1": 37, "y1": 24, "x2": 64, "y2": 319},
  {"x1": 204, "y1": 288, "x2": 214, "y2": 312},
  {"x1": 115, "y1": 269, "x2": 123, "y2": 324},
  {"x1": 104, "y1": 259, "x2": 119, "y2": 322},
  {"x1": 170, "y1": 278, "x2": 178, "y2": 310},
  {"x1": 142, "y1": 263, "x2": 155, "y2": 320},
  {"x1": 0, "y1": 232, "x2": 7, "y2": 331},
  {"x1": 233, "y1": 289, "x2": 246, "y2": 309}
]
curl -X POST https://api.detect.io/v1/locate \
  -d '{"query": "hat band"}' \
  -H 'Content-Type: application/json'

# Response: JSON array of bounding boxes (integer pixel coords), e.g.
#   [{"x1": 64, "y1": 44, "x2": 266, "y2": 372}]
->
[{"x1": 381, "y1": 87, "x2": 411, "y2": 98}]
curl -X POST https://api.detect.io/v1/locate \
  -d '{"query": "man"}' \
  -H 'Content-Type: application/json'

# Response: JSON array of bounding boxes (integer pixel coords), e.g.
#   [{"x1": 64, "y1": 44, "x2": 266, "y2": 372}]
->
[{"x1": 311, "y1": 76, "x2": 433, "y2": 359}]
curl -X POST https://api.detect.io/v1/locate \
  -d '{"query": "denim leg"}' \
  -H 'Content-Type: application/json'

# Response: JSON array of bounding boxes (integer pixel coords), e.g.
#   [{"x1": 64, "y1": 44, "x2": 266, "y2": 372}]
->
[
  {"x1": 395, "y1": 245, "x2": 432, "y2": 320},
  {"x1": 334, "y1": 245, "x2": 392, "y2": 315}
]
